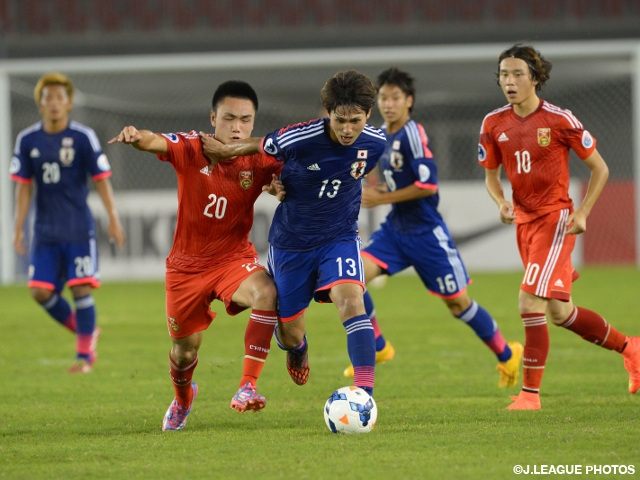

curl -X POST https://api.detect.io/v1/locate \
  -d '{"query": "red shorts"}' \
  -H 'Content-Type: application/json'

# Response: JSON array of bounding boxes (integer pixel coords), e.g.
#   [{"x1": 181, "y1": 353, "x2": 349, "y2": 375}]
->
[
  {"x1": 165, "y1": 251, "x2": 267, "y2": 338},
  {"x1": 516, "y1": 208, "x2": 578, "y2": 301}
]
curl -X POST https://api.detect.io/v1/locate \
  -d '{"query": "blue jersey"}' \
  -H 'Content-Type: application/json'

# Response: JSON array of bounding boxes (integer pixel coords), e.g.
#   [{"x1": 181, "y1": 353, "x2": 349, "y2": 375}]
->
[
  {"x1": 262, "y1": 118, "x2": 386, "y2": 251},
  {"x1": 10, "y1": 120, "x2": 112, "y2": 243},
  {"x1": 380, "y1": 120, "x2": 444, "y2": 234},
  {"x1": 364, "y1": 120, "x2": 471, "y2": 297}
]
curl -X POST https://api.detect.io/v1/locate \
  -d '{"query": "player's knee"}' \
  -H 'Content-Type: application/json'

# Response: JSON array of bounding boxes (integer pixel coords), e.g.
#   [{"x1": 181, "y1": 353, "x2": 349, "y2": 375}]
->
[
  {"x1": 277, "y1": 324, "x2": 303, "y2": 349},
  {"x1": 171, "y1": 347, "x2": 198, "y2": 366},
  {"x1": 31, "y1": 287, "x2": 53, "y2": 304},
  {"x1": 445, "y1": 295, "x2": 470, "y2": 317},
  {"x1": 253, "y1": 281, "x2": 277, "y2": 309}
]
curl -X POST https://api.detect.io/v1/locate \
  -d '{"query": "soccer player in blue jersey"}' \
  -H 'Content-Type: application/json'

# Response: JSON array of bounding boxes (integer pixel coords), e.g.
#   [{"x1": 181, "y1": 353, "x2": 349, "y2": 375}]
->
[
  {"x1": 341, "y1": 67, "x2": 524, "y2": 388},
  {"x1": 201, "y1": 70, "x2": 386, "y2": 396},
  {"x1": 10, "y1": 72, "x2": 125, "y2": 373}
]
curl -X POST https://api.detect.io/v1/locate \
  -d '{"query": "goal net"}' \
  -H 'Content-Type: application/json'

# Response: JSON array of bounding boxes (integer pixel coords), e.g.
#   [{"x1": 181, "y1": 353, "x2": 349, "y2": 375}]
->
[{"x1": 1, "y1": 40, "x2": 639, "y2": 283}]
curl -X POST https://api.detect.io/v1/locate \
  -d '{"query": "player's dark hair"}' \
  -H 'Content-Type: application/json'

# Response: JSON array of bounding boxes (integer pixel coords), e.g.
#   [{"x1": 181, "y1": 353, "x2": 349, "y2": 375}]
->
[
  {"x1": 496, "y1": 43, "x2": 552, "y2": 92},
  {"x1": 320, "y1": 70, "x2": 376, "y2": 115},
  {"x1": 376, "y1": 67, "x2": 416, "y2": 113},
  {"x1": 211, "y1": 80, "x2": 259, "y2": 111}
]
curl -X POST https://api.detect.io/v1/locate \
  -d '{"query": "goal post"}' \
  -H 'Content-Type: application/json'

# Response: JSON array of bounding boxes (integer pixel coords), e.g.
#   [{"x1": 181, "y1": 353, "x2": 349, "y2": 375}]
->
[{"x1": 1, "y1": 40, "x2": 639, "y2": 284}]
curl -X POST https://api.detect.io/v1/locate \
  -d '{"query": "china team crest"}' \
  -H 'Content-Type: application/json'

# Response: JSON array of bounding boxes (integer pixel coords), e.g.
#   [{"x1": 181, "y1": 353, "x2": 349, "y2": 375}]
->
[
  {"x1": 167, "y1": 317, "x2": 180, "y2": 332},
  {"x1": 239, "y1": 171, "x2": 253, "y2": 189},
  {"x1": 537, "y1": 128, "x2": 551, "y2": 147}
]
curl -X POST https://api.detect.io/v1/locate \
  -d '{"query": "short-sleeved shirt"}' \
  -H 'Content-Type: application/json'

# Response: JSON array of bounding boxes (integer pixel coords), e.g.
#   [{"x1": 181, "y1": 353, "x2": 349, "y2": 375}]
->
[
  {"x1": 260, "y1": 118, "x2": 386, "y2": 251},
  {"x1": 363, "y1": 120, "x2": 470, "y2": 298},
  {"x1": 158, "y1": 131, "x2": 282, "y2": 273},
  {"x1": 10, "y1": 120, "x2": 112, "y2": 243},
  {"x1": 478, "y1": 100, "x2": 596, "y2": 223},
  {"x1": 378, "y1": 120, "x2": 444, "y2": 234}
]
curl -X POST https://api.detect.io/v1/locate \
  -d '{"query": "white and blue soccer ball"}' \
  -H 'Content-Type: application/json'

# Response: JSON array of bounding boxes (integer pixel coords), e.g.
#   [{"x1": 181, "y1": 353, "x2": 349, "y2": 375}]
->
[{"x1": 323, "y1": 386, "x2": 377, "y2": 434}]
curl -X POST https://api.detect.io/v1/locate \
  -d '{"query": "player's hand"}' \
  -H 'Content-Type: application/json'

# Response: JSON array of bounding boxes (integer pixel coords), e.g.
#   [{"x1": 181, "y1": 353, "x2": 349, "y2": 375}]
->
[
  {"x1": 498, "y1": 202, "x2": 517, "y2": 224},
  {"x1": 262, "y1": 174, "x2": 286, "y2": 201},
  {"x1": 108, "y1": 126, "x2": 142, "y2": 144},
  {"x1": 361, "y1": 184, "x2": 386, "y2": 208},
  {"x1": 108, "y1": 216, "x2": 126, "y2": 249},
  {"x1": 565, "y1": 210, "x2": 587, "y2": 235},
  {"x1": 199, "y1": 131, "x2": 225, "y2": 171},
  {"x1": 13, "y1": 229, "x2": 26, "y2": 256}
]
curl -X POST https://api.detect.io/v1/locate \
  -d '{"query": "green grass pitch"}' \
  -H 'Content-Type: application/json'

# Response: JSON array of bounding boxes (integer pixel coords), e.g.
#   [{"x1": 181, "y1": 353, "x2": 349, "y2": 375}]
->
[{"x1": 1, "y1": 267, "x2": 638, "y2": 479}]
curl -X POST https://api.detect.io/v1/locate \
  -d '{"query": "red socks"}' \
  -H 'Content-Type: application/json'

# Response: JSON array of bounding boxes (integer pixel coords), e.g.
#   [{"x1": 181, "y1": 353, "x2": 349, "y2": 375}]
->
[
  {"x1": 521, "y1": 313, "x2": 549, "y2": 393},
  {"x1": 169, "y1": 354, "x2": 198, "y2": 407},
  {"x1": 560, "y1": 306, "x2": 627, "y2": 353},
  {"x1": 240, "y1": 310, "x2": 277, "y2": 387}
]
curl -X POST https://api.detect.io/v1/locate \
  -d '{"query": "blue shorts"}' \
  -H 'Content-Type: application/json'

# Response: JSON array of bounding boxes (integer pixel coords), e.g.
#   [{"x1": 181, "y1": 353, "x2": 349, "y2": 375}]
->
[
  {"x1": 362, "y1": 221, "x2": 469, "y2": 299},
  {"x1": 268, "y1": 235, "x2": 365, "y2": 321},
  {"x1": 28, "y1": 239, "x2": 100, "y2": 292}
]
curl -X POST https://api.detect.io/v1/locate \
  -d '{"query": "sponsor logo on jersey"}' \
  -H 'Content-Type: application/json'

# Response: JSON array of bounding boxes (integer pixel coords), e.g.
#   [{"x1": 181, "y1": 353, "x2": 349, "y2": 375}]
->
[
  {"x1": 537, "y1": 128, "x2": 551, "y2": 147},
  {"x1": 167, "y1": 316, "x2": 180, "y2": 332},
  {"x1": 9, "y1": 156, "x2": 20, "y2": 174},
  {"x1": 418, "y1": 164, "x2": 431, "y2": 183},
  {"x1": 96, "y1": 153, "x2": 111, "y2": 171},
  {"x1": 200, "y1": 166, "x2": 210, "y2": 175},
  {"x1": 307, "y1": 163, "x2": 321, "y2": 171},
  {"x1": 582, "y1": 130, "x2": 594, "y2": 149},
  {"x1": 554, "y1": 279, "x2": 564, "y2": 288},
  {"x1": 478, "y1": 144, "x2": 487, "y2": 162},
  {"x1": 239, "y1": 170, "x2": 253, "y2": 189},
  {"x1": 390, "y1": 151, "x2": 403, "y2": 169},
  {"x1": 30, "y1": 148, "x2": 41, "y2": 158},
  {"x1": 264, "y1": 138, "x2": 278, "y2": 155},
  {"x1": 392, "y1": 140, "x2": 401, "y2": 150},
  {"x1": 59, "y1": 147, "x2": 75, "y2": 166},
  {"x1": 162, "y1": 133, "x2": 179, "y2": 143},
  {"x1": 350, "y1": 160, "x2": 367, "y2": 179},
  {"x1": 357, "y1": 150, "x2": 368, "y2": 159},
  {"x1": 62, "y1": 137, "x2": 74, "y2": 147},
  {"x1": 498, "y1": 132, "x2": 509, "y2": 142}
]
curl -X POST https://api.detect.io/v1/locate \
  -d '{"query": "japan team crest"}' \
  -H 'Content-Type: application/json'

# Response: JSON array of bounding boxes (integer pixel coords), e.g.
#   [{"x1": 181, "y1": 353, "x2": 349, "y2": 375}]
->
[
  {"x1": 350, "y1": 161, "x2": 367, "y2": 179},
  {"x1": 59, "y1": 137, "x2": 75, "y2": 166},
  {"x1": 390, "y1": 151, "x2": 403, "y2": 170},
  {"x1": 537, "y1": 128, "x2": 551, "y2": 147},
  {"x1": 239, "y1": 170, "x2": 253, "y2": 189}
]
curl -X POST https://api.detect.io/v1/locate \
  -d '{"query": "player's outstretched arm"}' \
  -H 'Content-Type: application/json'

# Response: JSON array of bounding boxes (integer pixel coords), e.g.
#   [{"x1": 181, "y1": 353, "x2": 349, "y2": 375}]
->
[
  {"x1": 199, "y1": 132, "x2": 263, "y2": 170},
  {"x1": 108, "y1": 126, "x2": 168, "y2": 155}
]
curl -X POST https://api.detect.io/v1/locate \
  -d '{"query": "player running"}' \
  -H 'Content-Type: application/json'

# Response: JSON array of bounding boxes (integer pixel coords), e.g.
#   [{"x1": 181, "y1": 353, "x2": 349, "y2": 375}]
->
[{"x1": 478, "y1": 43, "x2": 640, "y2": 409}]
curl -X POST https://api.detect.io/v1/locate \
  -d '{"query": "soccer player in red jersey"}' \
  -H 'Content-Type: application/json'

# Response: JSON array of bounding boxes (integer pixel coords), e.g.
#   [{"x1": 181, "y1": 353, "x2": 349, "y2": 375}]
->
[
  {"x1": 478, "y1": 43, "x2": 640, "y2": 410},
  {"x1": 109, "y1": 81, "x2": 283, "y2": 429}
]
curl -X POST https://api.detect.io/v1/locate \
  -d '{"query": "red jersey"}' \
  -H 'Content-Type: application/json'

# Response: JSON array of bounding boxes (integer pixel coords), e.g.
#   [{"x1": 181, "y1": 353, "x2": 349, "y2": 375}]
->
[
  {"x1": 478, "y1": 100, "x2": 596, "y2": 223},
  {"x1": 158, "y1": 131, "x2": 282, "y2": 272}
]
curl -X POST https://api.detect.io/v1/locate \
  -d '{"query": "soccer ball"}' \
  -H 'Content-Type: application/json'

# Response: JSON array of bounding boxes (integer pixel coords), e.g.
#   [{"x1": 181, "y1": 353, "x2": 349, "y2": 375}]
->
[{"x1": 323, "y1": 386, "x2": 377, "y2": 434}]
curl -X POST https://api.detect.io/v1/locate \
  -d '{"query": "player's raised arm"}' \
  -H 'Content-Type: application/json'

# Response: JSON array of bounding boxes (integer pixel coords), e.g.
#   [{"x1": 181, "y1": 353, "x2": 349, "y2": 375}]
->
[
  {"x1": 199, "y1": 132, "x2": 262, "y2": 169},
  {"x1": 108, "y1": 126, "x2": 168, "y2": 155}
]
